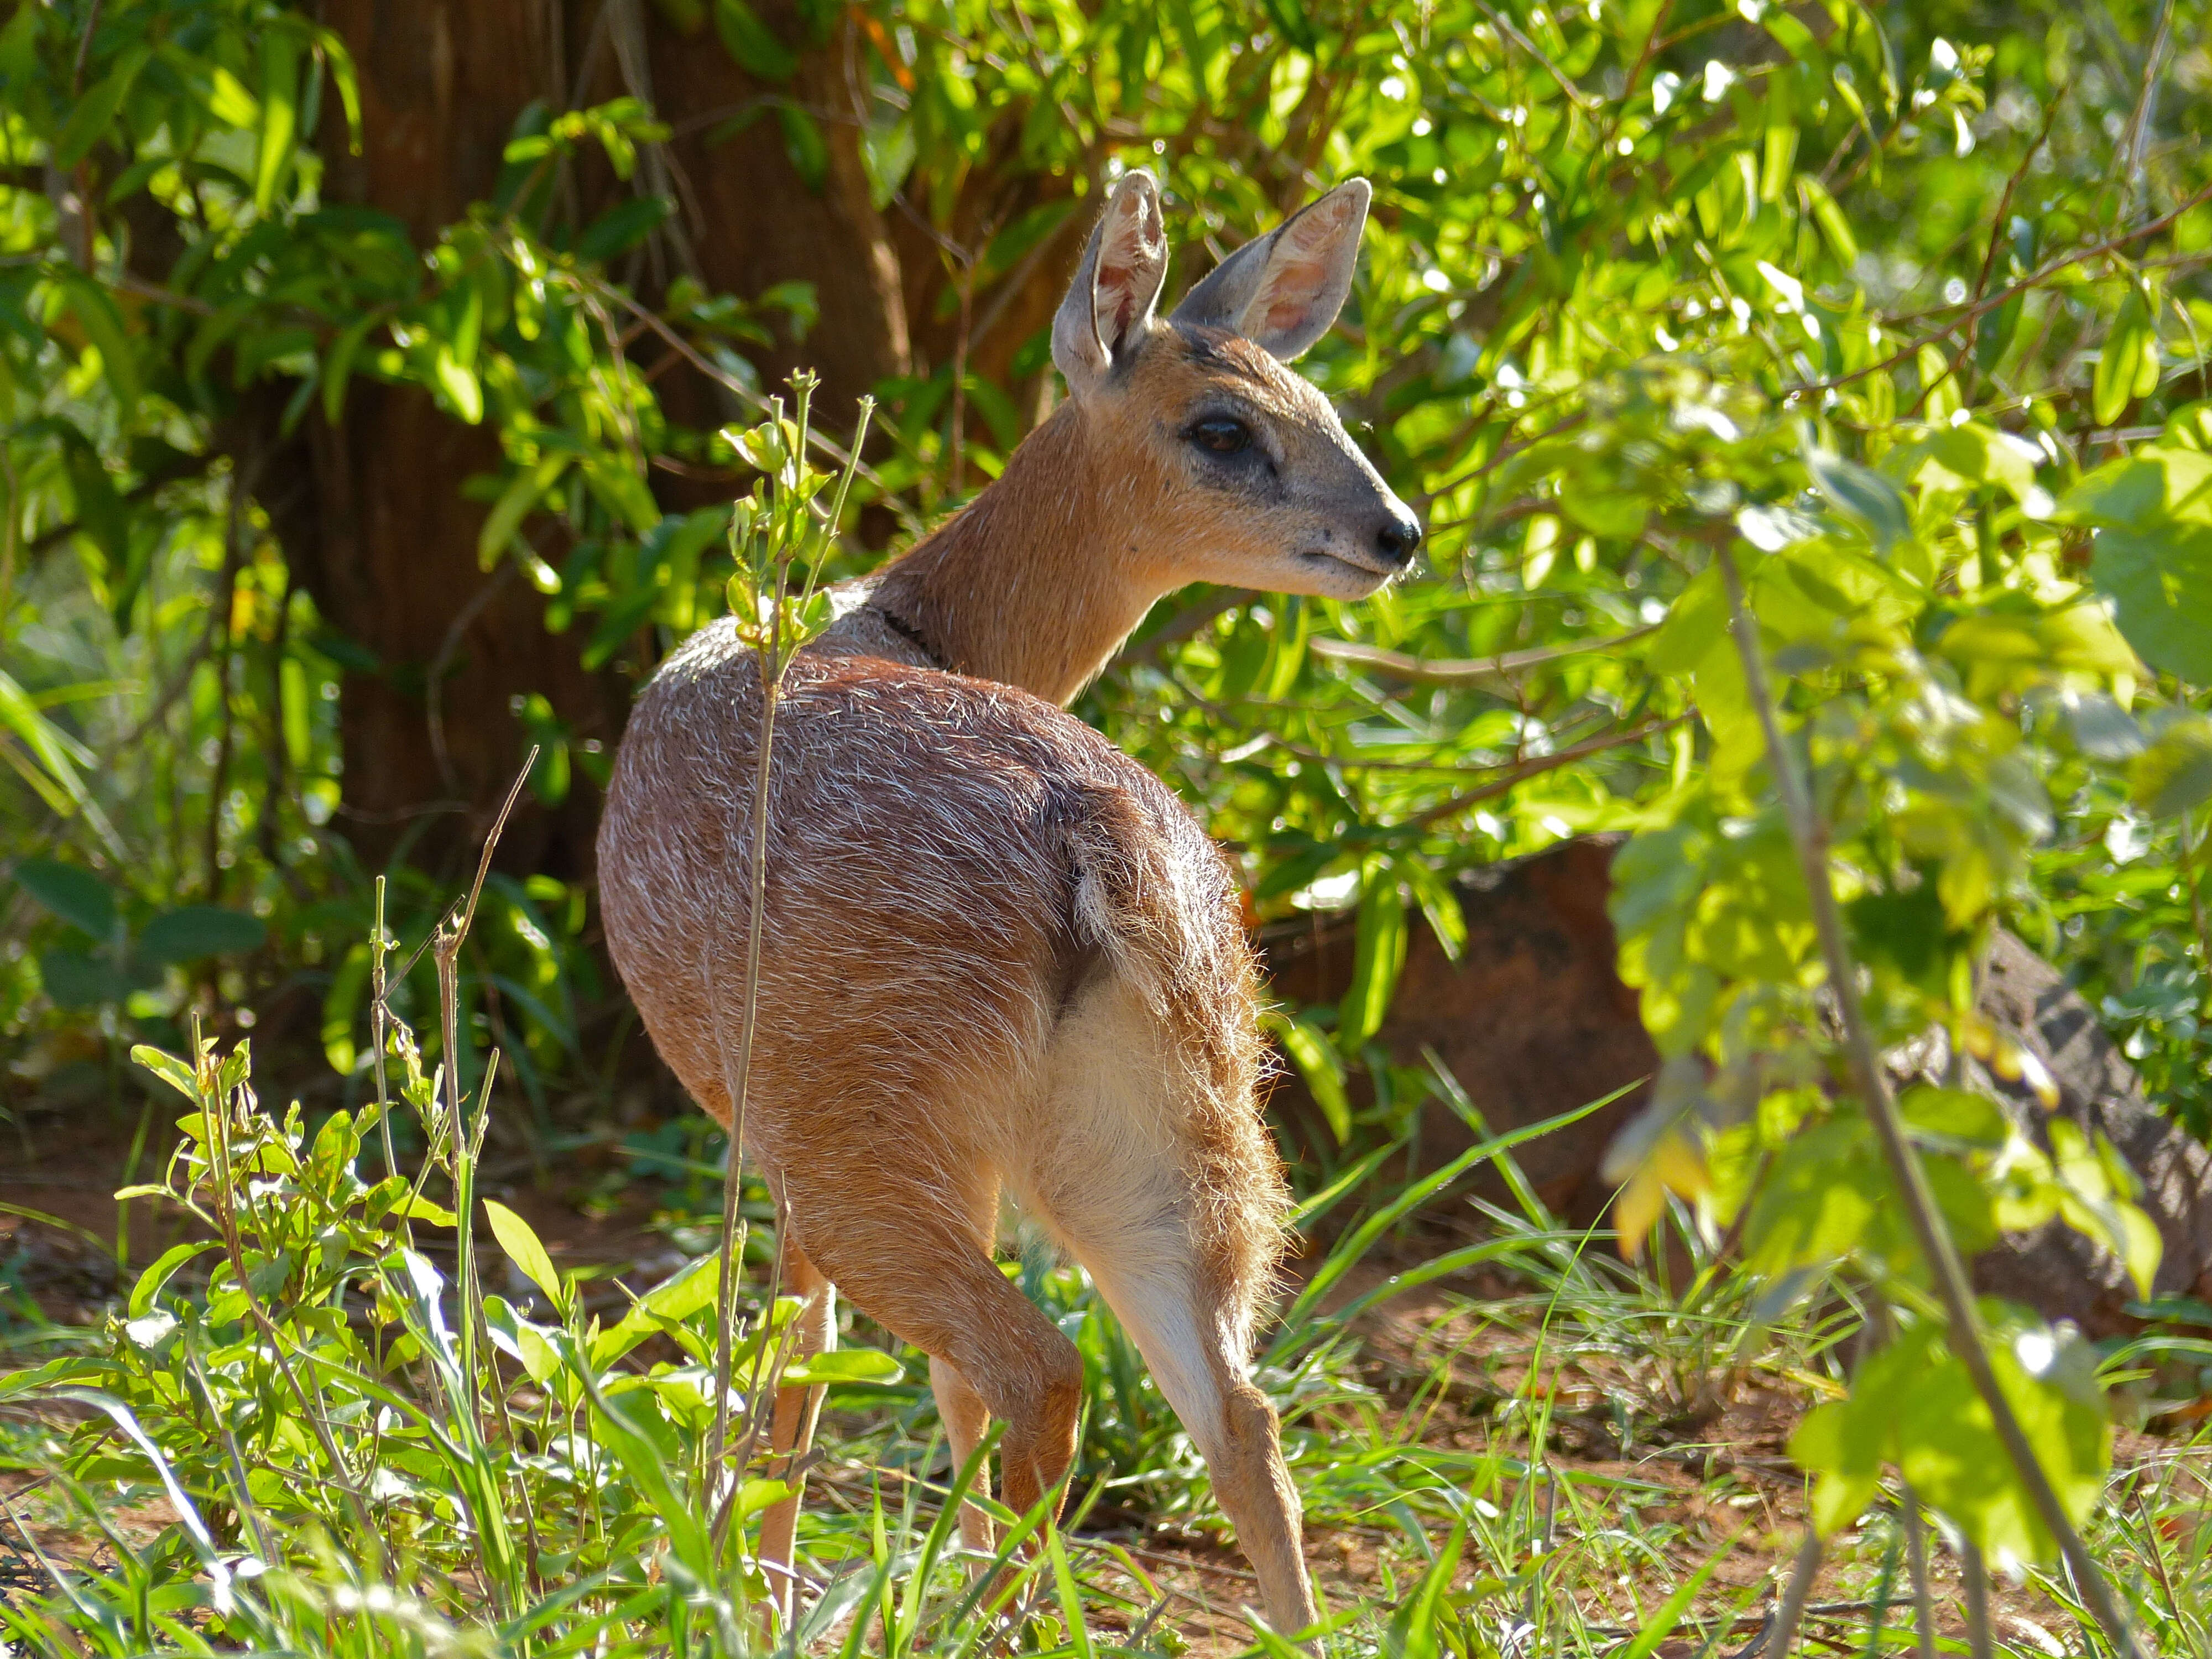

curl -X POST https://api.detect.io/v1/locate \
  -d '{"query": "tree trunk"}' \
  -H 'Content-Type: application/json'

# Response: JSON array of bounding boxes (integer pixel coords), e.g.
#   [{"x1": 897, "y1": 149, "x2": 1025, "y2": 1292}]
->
[
  {"x1": 265, "y1": 2, "x2": 617, "y2": 877},
  {"x1": 264, "y1": 0, "x2": 920, "y2": 877}
]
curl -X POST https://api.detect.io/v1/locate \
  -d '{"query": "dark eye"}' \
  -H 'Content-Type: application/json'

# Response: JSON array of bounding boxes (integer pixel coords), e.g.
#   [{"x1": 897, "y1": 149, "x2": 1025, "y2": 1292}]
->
[{"x1": 1188, "y1": 416, "x2": 1251, "y2": 455}]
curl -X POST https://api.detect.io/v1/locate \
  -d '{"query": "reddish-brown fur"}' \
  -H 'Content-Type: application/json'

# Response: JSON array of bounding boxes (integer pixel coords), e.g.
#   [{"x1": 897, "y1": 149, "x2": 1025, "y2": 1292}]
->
[{"x1": 596, "y1": 171, "x2": 1417, "y2": 1638}]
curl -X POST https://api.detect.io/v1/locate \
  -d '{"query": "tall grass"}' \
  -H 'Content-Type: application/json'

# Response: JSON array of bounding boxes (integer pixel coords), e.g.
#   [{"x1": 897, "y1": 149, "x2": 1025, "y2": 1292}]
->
[{"x1": 3, "y1": 978, "x2": 2207, "y2": 1657}]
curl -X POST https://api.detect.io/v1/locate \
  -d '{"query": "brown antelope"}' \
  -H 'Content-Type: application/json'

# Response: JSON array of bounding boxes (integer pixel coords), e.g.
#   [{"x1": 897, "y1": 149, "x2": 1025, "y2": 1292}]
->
[{"x1": 596, "y1": 169, "x2": 1419, "y2": 1637}]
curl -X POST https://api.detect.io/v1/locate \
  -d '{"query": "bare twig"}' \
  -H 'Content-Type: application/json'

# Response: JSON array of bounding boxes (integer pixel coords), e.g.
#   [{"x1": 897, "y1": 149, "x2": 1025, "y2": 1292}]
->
[
  {"x1": 1963, "y1": 1540, "x2": 1994, "y2": 1659},
  {"x1": 1408, "y1": 714, "x2": 1686, "y2": 828},
  {"x1": 592, "y1": 280, "x2": 921, "y2": 536},
  {"x1": 425, "y1": 565, "x2": 517, "y2": 800},
  {"x1": 1795, "y1": 177, "x2": 2212, "y2": 398},
  {"x1": 706, "y1": 384, "x2": 876, "y2": 1584},
  {"x1": 1761, "y1": 1530, "x2": 1824, "y2": 1657},
  {"x1": 1112, "y1": 588, "x2": 1254, "y2": 672},
  {"x1": 1715, "y1": 542, "x2": 2144, "y2": 1659},
  {"x1": 2121, "y1": 0, "x2": 2175, "y2": 208},
  {"x1": 1901, "y1": 1484, "x2": 1939, "y2": 1659},
  {"x1": 431, "y1": 751, "x2": 535, "y2": 1432},
  {"x1": 1310, "y1": 622, "x2": 1658, "y2": 689}
]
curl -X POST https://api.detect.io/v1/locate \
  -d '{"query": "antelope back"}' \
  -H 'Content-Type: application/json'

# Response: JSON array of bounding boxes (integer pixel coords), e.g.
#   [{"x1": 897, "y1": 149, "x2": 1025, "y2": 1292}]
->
[{"x1": 595, "y1": 622, "x2": 1282, "y2": 1297}]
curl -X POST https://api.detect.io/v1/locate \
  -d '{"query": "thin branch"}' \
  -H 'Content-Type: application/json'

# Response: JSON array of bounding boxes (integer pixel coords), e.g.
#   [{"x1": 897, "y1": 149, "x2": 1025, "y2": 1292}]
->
[
  {"x1": 1472, "y1": 1, "x2": 1598, "y2": 110},
  {"x1": 1963, "y1": 1541, "x2": 1994, "y2": 1659},
  {"x1": 1111, "y1": 588, "x2": 1254, "y2": 674},
  {"x1": 1310, "y1": 622, "x2": 1658, "y2": 689},
  {"x1": 1796, "y1": 177, "x2": 2212, "y2": 397},
  {"x1": 1901, "y1": 1484, "x2": 1939, "y2": 1659},
  {"x1": 592, "y1": 280, "x2": 922, "y2": 537},
  {"x1": 1765, "y1": 1530, "x2": 1824, "y2": 1658},
  {"x1": 2121, "y1": 0, "x2": 2175, "y2": 208},
  {"x1": 1715, "y1": 542, "x2": 2144, "y2": 1659},
  {"x1": 1408, "y1": 713, "x2": 1686, "y2": 828}
]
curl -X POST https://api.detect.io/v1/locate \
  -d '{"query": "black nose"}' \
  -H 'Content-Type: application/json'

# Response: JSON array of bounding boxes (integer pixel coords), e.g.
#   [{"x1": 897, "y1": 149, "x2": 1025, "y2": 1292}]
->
[{"x1": 1376, "y1": 517, "x2": 1423, "y2": 566}]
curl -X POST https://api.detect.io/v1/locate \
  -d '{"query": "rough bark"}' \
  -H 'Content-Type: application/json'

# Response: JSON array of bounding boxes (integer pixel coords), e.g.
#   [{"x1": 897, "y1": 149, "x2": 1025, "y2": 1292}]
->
[
  {"x1": 1263, "y1": 836, "x2": 1655, "y2": 1219},
  {"x1": 1965, "y1": 931, "x2": 2212, "y2": 1335},
  {"x1": 254, "y1": 1, "x2": 925, "y2": 875},
  {"x1": 258, "y1": 2, "x2": 619, "y2": 876},
  {"x1": 641, "y1": 1, "x2": 911, "y2": 413}
]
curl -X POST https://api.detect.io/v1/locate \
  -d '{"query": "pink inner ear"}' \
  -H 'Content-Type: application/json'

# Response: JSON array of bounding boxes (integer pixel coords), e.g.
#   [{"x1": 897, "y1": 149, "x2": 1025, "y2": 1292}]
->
[
  {"x1": 1260, "y1": 260, "x2": 1327, "y2": 336},
  {"x1": 1094, "y1": 195, "x2": 1162, "y2": 346},
  {"x1": 1098, "y1": 258, "x2": 1141, "y2": 340},
  {"x1": 1254, "y1": 196, "x2": 1351, "y2": 336}
]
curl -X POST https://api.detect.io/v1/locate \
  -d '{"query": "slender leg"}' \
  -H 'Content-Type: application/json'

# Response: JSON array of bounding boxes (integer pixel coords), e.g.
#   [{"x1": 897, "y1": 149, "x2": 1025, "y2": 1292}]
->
[
  {"x1": 1075, "y1": 1247, "x2": 1317, "y2": 1639},
  {"x1": 758, "y1": 1243, "x2": 835, "y2": 1622},
  {"x1": 1025, "y1": 978, "x2": 1317, "y2": 1640},
  {"x1": 931, "y1": 1356, "x2": 998, "y2": 1555},
  {"x1": 781, "y1": 1185, "x2": 1084, "y2": 1535}
]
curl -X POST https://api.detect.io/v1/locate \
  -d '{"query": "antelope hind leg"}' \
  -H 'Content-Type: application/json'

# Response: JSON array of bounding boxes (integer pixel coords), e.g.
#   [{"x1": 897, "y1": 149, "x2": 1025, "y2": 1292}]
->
[{"x1": 757, "y1": 1243, "x2": 836, "y2": 1624}]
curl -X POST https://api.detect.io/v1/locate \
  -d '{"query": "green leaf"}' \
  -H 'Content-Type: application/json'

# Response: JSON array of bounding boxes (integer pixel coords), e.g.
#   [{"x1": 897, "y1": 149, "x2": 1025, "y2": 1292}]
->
[
  {"x1": 130, "y1": 1044, "x2": 199, "y2": 1102},
  {"x1": 2047, "y1": 1121, "x2": 2164, "y2": 1298},
  {"x1": 782, "y1": 1348, "x2": 905, "y2": 1385},
  {"x1": 1404, "y1": 858, "x2": 1465, "y2": 964},
  {"x1": 432, "y1": 346, "x2": 483, "y2": 424},
  {"x1": 483, "y1": 1199, "x2": 570, "y2": 1313},
  {"x1": 39, "y1": 948, "x2": 127, "y2": 1008},
  {"x1": 1337, "y1": 857, "x2": 1408, "y2": 1048},
  {"x1": 1799, "y1": 175, "x2": 1858, "y2": 265},
  {"x1": 1646, "y1": 565, "x2": 1728, "y2": 674},
  {"x1": 572, "y1": 1365, "x2": 716, "y2": 1584},
  {"x1": 58, "y1": 275, "x2": 141, "y2": 421},
  {"x1": 319, "y1": 311, "x2": 377, "y2": 426},
  {"x1": 2094, "y1": 289, "x2": 2152, "y2": 427},
  {"x1": 483, "y1": 1295, "x2": 565, "y2": 1386},
  {"x1": 573, "y1": 194, "x2": 672, "y2": 264},
  {"x1": 315, "y1": 27, "x2": 365, "y2": 153},
  {"x1": 478, "y1": 457, "x2": 570, "y2": 568},
  {"x1": 255, "y1": 28, "x2": 301, "y2": 214},
  {"x1": 56, "y1": 49, "x2": 149, "y2": 168},
  {"x1": 778, "y1": 105, "x2": 828, "y2": 192},
  {"x1": 1891, "y1": 1309, "x2": 2109, "y2": 1564},
  {"x1": 592, "y1": 1251, "x2": 725, "y2": 1366},
  {"x1": 139, "y1": 905, "x2": 267, "y2": 963},
  {"x1": 2060, "y1": 690, "x2": 2146, "y2": 760},
  {"x1": 1264, "y1": 1010, "x2": 1350, "y2": 1144},
  {"x1": 128, "y1": 1240, "x2": 218, "y2": 1317},
  {"x1": 1806, "y1": 446, "x2": 1909, "y2": 550},
  {"x1": 2090, "y1": 524, "x2": 2212, "y2": 684},
  {"x1": 2128, "y1": 717, "x2": 2212, "y2": 816},
  {"x1": 1743, "y1": 1119, "x2": 1885, "y2": 1274},
  {"x1": 714, "y1": 0, "x2": 799, "y2": 78},
  {"x1": 1790, "y1": 1391, "x2": 1886, "y2": 1537},
  {"x1": 205, "y1": 64, "x2": 260, "y2": 128},
  {"x1": 2059, "y1": 445, "x2": 2212, "y2": 531},
  {"x1": 13, "y1": 855, "x2": 116, "y2": 940},
  {"x1": 388, "y1": 1191, "x2": 458, "y2": 1226}
]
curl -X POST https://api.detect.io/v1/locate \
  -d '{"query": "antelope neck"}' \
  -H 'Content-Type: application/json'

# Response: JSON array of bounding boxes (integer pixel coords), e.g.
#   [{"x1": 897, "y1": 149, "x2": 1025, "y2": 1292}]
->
[{"x1": 865, "y1": 405, "x2": 1164, "y2": 706}]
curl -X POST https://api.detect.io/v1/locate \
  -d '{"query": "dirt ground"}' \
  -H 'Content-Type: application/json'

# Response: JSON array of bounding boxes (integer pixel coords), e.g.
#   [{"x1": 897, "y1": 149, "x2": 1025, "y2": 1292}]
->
[{"x1": 1, "y1": 1097, "x2": 2198, "y2": 1656}]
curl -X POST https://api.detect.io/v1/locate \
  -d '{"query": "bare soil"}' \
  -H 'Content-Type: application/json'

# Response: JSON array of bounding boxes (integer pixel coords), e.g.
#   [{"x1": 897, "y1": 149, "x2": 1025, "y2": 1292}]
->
[{"x1": 2, "y1": 1100, "x2": 2203, "y2": 1656}]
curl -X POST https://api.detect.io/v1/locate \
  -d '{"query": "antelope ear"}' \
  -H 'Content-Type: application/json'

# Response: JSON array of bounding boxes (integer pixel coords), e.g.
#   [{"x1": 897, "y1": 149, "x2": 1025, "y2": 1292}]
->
[
  {"x1": 1052, "y1": 170, "x2": 1168, "y2": 398},
  {"x1": 1169, "y1": 178, "x2": 1371, "y2": 361}
]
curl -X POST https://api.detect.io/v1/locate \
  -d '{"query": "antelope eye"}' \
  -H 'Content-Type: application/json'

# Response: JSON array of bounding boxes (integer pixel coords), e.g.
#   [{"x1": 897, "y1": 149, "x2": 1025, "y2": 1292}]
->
[{"x1": 1188, "y1": 416, "x2": 1252, "y2": 455}]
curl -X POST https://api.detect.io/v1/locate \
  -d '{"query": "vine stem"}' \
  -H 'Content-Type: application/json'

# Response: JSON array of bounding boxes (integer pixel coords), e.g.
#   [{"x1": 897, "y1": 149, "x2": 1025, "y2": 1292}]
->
[{"x1": 1714, "y1": 542, "x2": 2143, "y2": 1659}]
